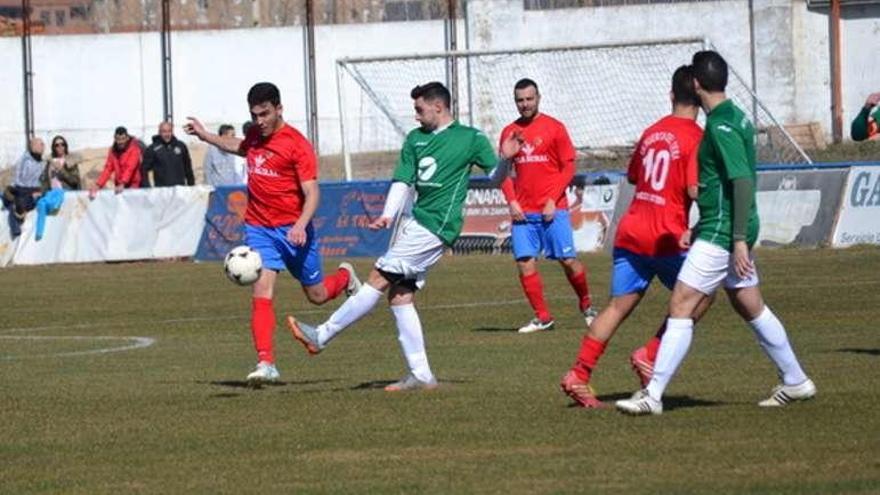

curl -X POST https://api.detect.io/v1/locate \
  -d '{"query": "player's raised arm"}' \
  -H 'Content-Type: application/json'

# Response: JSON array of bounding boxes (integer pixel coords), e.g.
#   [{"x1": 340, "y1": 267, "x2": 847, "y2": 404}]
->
[{"x1": 184, "y1": 116, "x2": 245, "y2": 156}]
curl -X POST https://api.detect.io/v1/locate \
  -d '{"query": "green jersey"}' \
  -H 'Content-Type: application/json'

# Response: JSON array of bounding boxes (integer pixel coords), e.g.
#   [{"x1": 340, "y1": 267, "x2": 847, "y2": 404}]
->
[
  {"x1": 392, "y1": 121, "x2": 498, "y2": 245},
  {"x1": 695, "y1": 99, "x2": 760, "y2": 250}
]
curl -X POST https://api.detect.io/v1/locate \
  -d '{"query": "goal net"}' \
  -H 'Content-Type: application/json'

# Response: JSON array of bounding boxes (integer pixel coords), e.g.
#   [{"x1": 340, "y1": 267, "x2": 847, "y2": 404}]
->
[{"x1": 336, "y1": 38, "x2": 811, "y2": 180}]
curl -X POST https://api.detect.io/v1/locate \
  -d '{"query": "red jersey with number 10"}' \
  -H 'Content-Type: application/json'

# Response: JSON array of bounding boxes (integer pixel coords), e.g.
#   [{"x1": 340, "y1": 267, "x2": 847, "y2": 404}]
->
[
  {"x1": 238, "y1": 123, "x2": 318, "y2": 227},
  {"x1": 499, "y1": 113, "x2": 576, "y2": 213},
  {"x1": 615, "y1": 115, "x2": 703, "y2": 257}
]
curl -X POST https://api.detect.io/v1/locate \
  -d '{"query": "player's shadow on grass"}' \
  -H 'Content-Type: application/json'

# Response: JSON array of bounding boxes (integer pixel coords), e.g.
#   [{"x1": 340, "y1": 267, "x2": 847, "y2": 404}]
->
[
  {"x1": 203, "y1": 379, "x2": 337, "y2": 389},
  {"x1": 471, "y1": 326, "x2": 518, "y2": 333},
  {"x1": 836, "y1": 347, "x2": 880, "y2": 356},
  {"x1": 348, "y1": 378, "x2": 470, "y2": 391},
  {"x1": 593, "y1": 392, "x2": 725, "y2": 411}
]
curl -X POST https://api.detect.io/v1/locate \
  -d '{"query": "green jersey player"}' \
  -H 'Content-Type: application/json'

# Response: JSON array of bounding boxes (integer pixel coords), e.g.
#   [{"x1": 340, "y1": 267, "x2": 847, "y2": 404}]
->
[
  {"x1": 616, "y1": 50, "x2": 816, "y2": 415},
  {"x1": 287, "y1": 82, "x2": 518, "y2": 390}
]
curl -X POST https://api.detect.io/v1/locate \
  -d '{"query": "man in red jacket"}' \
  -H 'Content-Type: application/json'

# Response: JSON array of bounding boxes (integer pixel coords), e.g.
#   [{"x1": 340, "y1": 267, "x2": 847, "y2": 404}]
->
[{"x1": 89, "y1": 126, "x2": 142, "y2": 199}]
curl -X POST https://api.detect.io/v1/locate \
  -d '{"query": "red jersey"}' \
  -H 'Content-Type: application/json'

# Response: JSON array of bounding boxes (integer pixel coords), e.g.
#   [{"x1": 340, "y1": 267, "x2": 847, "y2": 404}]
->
[
  {"x1": 239, "y1": 123, "x2": 318, "y2": 227},
  {"x1": 615, "y1": 115, "x2": 703, "y2": 257},
  {"x1": 499, "y1": 113, "x2": 575, "y2": 213}
]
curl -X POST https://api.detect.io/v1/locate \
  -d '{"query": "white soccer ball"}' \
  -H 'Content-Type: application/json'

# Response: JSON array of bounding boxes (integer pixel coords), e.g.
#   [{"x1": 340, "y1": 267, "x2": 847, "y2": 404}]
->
[{"x1": 224, "y1": 245, "x2": 262, "y2": 286}]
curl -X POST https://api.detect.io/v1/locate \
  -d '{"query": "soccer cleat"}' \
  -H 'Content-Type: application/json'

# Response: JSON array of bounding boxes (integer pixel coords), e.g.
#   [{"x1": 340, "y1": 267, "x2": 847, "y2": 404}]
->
[
  {"x1": 629, "y1": 346, "x2": 654, "y2": 388},
  {"x1": 583, "y1": 307, "x2": 598, "y2": 327},
  {"x1": 384, "y1": 373, "x2": 439, "y2": 392},
  {"x1": 758, "y1": 379, "x2": 817, "y2": 407},
  {"x1": 246, "y1": 361, "x2": 280, "y2": 384},
  {"x1": 285, "y1": 316, "x2": 322, "y2": 355},
  {"x1": 559, "y1": 370, "x2": 605, "y2": 408},
  {"x1": 615, "y1": 389, "x2": 663, "y2": 416},
  {"x1": 517, "y1": 318, "x2": 555, "y2": 334},
  {"x1": 339, "y1": 262, "x2": 362, "y2": 297}
]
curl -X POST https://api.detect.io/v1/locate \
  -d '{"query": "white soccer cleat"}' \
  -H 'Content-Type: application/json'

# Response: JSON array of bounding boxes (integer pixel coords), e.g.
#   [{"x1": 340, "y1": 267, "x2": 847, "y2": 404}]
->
[
  {"x1": 339, "y1": 262, "x2": 362, "y2": 297},
  {"x1": 246, "y1": 361, "x2": 280, "y2": 384},
  {"x1": 615, "y1": 389, "x2": 663, "y2": 416},
  {"x1": 384, "y1": 373, "x2": 439, "y2": 392},
  {"x1": 758, "y1": 378, "x2": 816, "y2": 407},
  {"x1": 583, "y1": 307, "x2": 598, "y2": 327},
  {"x1": 517, "y1": 318, "x2": 555, "y2": 334}
]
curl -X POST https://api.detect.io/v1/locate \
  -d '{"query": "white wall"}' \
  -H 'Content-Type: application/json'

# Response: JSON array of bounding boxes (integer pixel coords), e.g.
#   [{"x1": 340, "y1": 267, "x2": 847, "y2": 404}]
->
[{"x1": 0, "y1": 2, "x2": 877, "y2": 170}]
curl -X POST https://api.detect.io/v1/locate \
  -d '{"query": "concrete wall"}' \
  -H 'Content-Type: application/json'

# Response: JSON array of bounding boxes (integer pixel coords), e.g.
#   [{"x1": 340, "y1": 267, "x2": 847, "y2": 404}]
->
[{"x1": 1, "y1": 1, "x2": 877, "y2": 170}]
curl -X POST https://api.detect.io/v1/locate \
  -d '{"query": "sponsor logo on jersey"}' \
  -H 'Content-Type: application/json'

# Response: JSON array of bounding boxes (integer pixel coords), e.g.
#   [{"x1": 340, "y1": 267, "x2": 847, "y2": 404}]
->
[
  {"x1": 514, "y1": 140, "x2": 550, "y2": 164},
  {"x1": 250, "y1": 153, "x2": 281, "y2": 178},
  {"x1": 716, "y1": 124, "x2": 733, "y2": 133},
  {"x1": 417, "y1": 156, "x2": 438, "y2": 182}
]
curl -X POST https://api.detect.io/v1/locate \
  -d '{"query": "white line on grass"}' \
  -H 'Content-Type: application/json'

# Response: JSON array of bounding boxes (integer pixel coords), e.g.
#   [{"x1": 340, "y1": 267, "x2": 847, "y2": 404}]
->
[{"x1": 0, "y1": 335, "x2": 156, "y2": 360}]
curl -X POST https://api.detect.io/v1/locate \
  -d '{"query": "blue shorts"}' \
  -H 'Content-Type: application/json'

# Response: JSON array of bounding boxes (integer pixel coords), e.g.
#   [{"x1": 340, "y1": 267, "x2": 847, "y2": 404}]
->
[
  {"x1": 511, "y1": 210, "x2": 576, "y2": 260},
  {"x1": 610, "y1": 248, "x2": 686, "y2": 297},
  {"x1": 245, "y1": 223, "x2": 323, "y2": 286}
]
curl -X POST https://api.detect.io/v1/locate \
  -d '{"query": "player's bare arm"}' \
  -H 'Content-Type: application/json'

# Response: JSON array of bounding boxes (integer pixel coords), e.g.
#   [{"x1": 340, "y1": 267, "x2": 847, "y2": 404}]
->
[
  {"x1": 288, "y1": 179, "x2": 319, "y2": 246},
  {"x1": 184, "y1": 116, "x2": 245, "y2": 156}
]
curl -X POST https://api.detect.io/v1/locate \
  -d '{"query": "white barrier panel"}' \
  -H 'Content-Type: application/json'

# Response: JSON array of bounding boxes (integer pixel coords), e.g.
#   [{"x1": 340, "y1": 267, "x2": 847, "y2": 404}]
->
[
  {"x1": 0, "y1": 186, "x2": 212, "y2": 266},
  {"x1": 833, "y1": 166, "x2": 880, "y2": 247}
]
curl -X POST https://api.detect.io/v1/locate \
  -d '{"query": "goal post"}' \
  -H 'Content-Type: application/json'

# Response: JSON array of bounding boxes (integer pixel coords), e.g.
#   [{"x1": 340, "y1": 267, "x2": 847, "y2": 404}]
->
[{"x1": 336, "y1": 38, "x2": 811, "y2": 181}]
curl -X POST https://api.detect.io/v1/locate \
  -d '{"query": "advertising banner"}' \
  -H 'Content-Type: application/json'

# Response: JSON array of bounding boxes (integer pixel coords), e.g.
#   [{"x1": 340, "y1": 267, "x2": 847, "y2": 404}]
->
[
  {"x1": 756, "y1": 169, "x2": 847, "y2": 247},
  {"x1": 194, "y1": 182, "x2": 392, "y2": 261},
  {"x1": 832, "y1": 165, "x2": 880, "y2": 247}
]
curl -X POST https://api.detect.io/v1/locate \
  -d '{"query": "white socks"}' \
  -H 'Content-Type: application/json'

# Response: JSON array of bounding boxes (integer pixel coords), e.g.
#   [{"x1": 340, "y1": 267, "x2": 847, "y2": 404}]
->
[
  {"x1": 391, "y1": 303, "x2": 434, "y2": 383},
  {"x1": 646, "y1": 317, "x2": 694, "y2": 401},
  {"x1": 749, "y1": 306, "x2": 808, "y2": 386},
  {"x1": 317, "y1": 284, "x2": 383, "y2": 347}
]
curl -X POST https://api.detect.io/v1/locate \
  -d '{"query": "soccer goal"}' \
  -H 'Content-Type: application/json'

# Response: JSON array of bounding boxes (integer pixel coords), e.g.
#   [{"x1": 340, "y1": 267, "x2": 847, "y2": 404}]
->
[{"x1": 335, "y1": 37, "x2": 811, "y2": 180}]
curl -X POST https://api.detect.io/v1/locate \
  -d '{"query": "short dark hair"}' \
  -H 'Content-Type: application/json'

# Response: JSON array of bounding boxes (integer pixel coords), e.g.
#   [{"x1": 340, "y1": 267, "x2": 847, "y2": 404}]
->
[
  {"x1": 410, "y1": 82, "x2": 451, "y2": 108},
  {"x1": 218, "y1": 124, "x2": 235, "y2": 135},
  {"x1": 671, "y1": 65, "x2": 701, "y2": 107},
  {"x1": 514, "y1": 78, "x2": 539, "y2": 93},
  {"x1": 247, "y1": 82, "x2": 281, "y2": 107},
  {"x1": 692, "y1": 50, "x2": 728, "y2": 92},
  {"x1": 114, "y1": 126, "x2": 128, "y2": 136},
  {"x1": 242, "y1": 121, "x2": 253, "y2": 136}
]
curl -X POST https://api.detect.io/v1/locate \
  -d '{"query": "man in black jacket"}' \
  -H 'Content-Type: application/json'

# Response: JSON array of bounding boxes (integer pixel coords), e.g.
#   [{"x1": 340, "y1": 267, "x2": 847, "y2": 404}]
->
[{"x1": 142, "y1": 121, "x2": 195, "y2": 187}]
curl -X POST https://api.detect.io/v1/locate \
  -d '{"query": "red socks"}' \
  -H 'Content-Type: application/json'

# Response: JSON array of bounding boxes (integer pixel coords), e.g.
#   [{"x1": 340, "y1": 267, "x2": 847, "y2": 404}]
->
[
  {"x1": 519, "y1": 272, "x2": 551, "y2": 321},
  {"x1": 251, "y1": 297, "x2": 276, "y2": 364},
  {"x1": 644, "y1": 320, "x2": 668, "y2": 362},
  {"x1": 573, "y1": 336, "x2": 607, "y2": 382},
  {"x1": 566, "y1": 269, "x2": 592, "y2": 311},
  {"x1": 322, "y1": 267, "x2": 350, "y2": 301}
]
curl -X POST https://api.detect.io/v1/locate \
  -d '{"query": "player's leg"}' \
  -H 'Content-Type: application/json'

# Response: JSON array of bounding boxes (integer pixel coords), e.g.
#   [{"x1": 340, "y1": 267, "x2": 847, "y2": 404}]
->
[
  {"x1": 384, "y1": 283, "x2": 438, "y2": 392},
  {"x1": 287, "y1": 268, "x2": 389, "y2": 355},
  {"x1": 281, "y1": 223, "x2": 355, "y2": 305},
  {"x1": 513, "y1": 217, "x2": 553, "y2": 333},
  {"x1": 724, "y1": 266, "x2": 815, "y2": 406},
  {"x1": 244, "y1": 225, "x2": 283, "y2": 383},
  {"x1": 617, "y1": 240, "x2": 727, "y2": 415},
  {"x1": 547, "y1": 209, "x2": 594, "y2": 322},
  {"x1": 561, "y1": 249, "x2": 649, "y2": 408}
]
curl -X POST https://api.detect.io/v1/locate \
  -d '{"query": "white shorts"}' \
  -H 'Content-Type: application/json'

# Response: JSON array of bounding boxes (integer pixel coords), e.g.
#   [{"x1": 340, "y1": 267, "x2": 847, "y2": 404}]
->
[
  {"x1": 375, "y1": 217, "x2": 445, "y2": 289},
  {"x1": 677, "y1": 239, "x2": 760, "y2": 295}
]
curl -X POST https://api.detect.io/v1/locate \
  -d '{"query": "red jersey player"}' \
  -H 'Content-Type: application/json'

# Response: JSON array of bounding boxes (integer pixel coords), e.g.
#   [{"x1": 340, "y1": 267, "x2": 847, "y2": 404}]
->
[
  {"x1": 185, "y1": 82, "x2": 360, "y2": 384},
  {"x1": 560, "y1": 65, "x2": 713, "y2": 408},
  {"x1": 499, "y1": 78, "x2": 595, "y2": 334}
]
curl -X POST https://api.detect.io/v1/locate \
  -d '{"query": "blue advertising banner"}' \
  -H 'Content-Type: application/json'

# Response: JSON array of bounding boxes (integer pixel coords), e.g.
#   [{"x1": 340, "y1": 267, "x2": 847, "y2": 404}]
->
[{"x1": 194, "y1": 182, "x2": 392, "y2": 261}]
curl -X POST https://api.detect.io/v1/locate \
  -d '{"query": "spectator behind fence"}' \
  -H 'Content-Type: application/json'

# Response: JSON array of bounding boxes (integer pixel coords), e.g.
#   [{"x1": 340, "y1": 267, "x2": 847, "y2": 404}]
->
[
  {"x1": 89, "y1": 126, "x2": 142, "y2": 200},
  {"x1": 40, "y1": 135, "x2": 81, "y2": 191},
  {"x1": 204, "y1": 124, "x2": 245, "y2": 186},
  {"x1": 851, "y1": 92, "x2": 880, "y2": 141},
  {"x1": 142, "y1": 121, "x2": 195, "y2": 187},
  {"x1": 34, "y1": 135, "x2": 82, "y2": 241},
  {"x1": 2, "y1": 137, "x2": 45, "y2": 238}
]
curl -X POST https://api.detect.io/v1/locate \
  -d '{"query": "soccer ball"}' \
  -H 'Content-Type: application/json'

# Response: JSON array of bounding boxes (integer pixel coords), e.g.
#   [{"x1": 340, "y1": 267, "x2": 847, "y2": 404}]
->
[{"x1": 224, "y1": 246, "x2": 262, "y2": 286}]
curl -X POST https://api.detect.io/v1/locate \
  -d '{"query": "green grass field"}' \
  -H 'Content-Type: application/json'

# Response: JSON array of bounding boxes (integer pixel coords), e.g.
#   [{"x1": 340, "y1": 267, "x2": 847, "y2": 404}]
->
[{"x1": 2, "y1": 247, "x2": 879, "y2": 494}]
